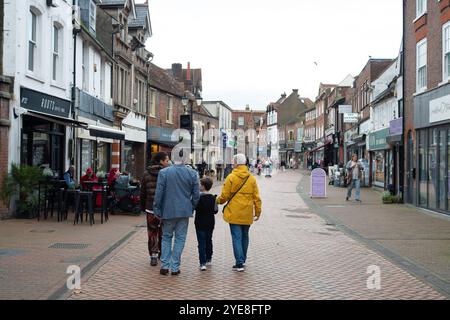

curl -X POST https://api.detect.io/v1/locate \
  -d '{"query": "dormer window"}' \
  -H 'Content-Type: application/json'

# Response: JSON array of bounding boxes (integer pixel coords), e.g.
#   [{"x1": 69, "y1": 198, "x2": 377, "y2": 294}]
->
[{"x1": 89, "y1": 0, "x2": 96, "y2": 33}]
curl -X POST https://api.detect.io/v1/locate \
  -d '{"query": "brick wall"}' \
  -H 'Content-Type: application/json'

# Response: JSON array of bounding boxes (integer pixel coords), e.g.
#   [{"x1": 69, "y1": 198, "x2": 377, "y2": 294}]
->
[
  {"x1": 404, "y1": 0, "x2": 449, "y2": 203},
  {"x1": 0, "y1": 76, "x2": 12, "y2": 217}
]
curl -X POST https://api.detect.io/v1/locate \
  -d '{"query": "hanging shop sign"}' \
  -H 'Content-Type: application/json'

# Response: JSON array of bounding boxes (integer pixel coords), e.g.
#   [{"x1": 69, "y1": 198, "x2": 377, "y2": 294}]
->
[
  {"x1": 344, "y1": 113, "x2": 359, "y2": 123},
  {"x1": 339, "y1": 105, "x2": 352, "y2": 114},
  {"x1": 389, "y1": 118, "x2": 403, "y2": 136}
]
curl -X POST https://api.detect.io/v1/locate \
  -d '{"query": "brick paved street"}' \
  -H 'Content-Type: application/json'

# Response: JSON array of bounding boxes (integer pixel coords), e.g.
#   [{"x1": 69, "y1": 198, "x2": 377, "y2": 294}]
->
[
  {"x1": 67, "y1": 171, "x2": 446, "y2": 300},
  {"x1": 0, "y1": 214, "x2": 144, "y2": 300}
]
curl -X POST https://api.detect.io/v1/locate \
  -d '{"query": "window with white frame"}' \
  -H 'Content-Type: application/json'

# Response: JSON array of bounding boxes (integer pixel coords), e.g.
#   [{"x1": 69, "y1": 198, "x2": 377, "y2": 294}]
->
[
  {"x1": 82, "y1": 43, "x2": 89, "y2": 91},
  {"x1": 444, "y1": 23, "x2": 450, "y2": 81},
  {"x1": 238, "y1": 117, "x2": 244, "y2": 126},
  {"x1": 416, "y1": 39, "x2": 427, "y2": 92},
  {"x1": 89, "y1": 0, "x2": 96, "y2": 33},
  {"x1": 52, "y1": 23, "x2": 62, "y2": 82},
  {"x1": 149, "y1": 89, "x2": 156, "y2": 117},
  {"x1": 416, "y1": 0, "x2": 426, "y2": 18},
  {"x1": 28, "y1": 9, "x2": 38, "y2": 72},
  {"x1": 166, "y1": 96, "x2": 173, "y2": 123},
  {"x1": 100, "y1": 60, "x2": 105, "y2": 99}
]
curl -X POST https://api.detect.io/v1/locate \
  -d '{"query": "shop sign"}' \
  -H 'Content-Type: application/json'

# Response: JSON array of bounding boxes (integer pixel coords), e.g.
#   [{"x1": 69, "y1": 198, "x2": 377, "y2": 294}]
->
[
  {"x1": 21, "y1": 87, "x2": 70, "y2": 118},
  {"x1": 430, "y1": 95, "x2": 450, "y2": 123},
  {"x1": 344, "y1": 113, "x2": 359, "y2": 123},
  {"x1": 339, "y1": 105, "x2": 352, "y2": 114},
  {"x1": 311, "y1": 168, "x2": 327, "y2": 198},
  {"x1": 368, "y1": 128, "x2": 389, "y2": 151},
  {"x1": 389, "y1": 118, "x2": 403, "y2": 135}
]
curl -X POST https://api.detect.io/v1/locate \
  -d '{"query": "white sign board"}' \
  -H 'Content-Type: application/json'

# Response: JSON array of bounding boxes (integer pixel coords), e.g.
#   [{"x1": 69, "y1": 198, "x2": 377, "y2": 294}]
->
[
  {"x1": 430, "y1": 95, "x2": 450, "y2": 123},
  {"x1": 344, "y1": 113, "x2": 359, "y2": 123},
  {"x1": 339, "y1": 105, "x2": 352, "y2": 114}
]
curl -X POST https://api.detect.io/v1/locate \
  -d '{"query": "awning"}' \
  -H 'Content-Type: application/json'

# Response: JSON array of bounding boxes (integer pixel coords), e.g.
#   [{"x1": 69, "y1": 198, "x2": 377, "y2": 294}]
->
[
  {"x1": 386, "y1": 134, "x2": 403, "y2": 145},
  {"x1": 27, "y1": 111, "x2": 88, "y2": 128},
  {"x1": 307, "y1": 141, "x2": 332, "y2": 154},
  {"x1": 88, "y1": 125, "x2": 126, "y2": 140}
]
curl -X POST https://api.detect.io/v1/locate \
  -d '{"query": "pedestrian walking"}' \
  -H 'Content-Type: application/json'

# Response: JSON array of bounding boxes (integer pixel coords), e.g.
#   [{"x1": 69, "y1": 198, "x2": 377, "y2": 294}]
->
[
  {"x1": 216, "y1": 160, "x2": 223, "y2": 181},
  {"x1": 153, "y1": 152, "x2": 200, "y2": 276},
  {"x1": 140, "y1": 152, "x2": 170, "y2": 266},
  {"x1": 195, "y1": 177, "x2": 218, "y2": 271},
  {"x1": 217, "y1": 154, "x2": 262, "y2": 272},
  {"x1": 346, "y1": 154, "x2": 363, "y2": 202}
]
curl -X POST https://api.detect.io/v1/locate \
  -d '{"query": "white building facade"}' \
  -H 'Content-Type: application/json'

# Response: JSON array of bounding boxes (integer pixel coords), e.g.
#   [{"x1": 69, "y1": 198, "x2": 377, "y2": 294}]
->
[
  {"x1": 3, "y1": 0, "x2": 76, "y2": 177},
  {"x1": 266, "y1": 104, "x2": 279, "y2": 162}
]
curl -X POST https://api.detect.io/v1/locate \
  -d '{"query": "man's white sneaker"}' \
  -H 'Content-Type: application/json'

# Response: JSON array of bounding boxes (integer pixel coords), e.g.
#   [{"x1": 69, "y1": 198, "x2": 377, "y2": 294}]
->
[
  {"x1": 200, "y1": 265, "x2": 207, "y2": 271},
  {"x1": 206, "y1": 260, "x2": 212, "y2": 266}
]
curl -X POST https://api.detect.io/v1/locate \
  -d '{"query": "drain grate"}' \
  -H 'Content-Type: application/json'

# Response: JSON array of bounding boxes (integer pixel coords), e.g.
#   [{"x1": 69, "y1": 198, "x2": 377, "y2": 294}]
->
[
  {"x1": 30, "y1": 230, "x2": 55, "y2": 233},
  {"x1": 286, "y1": 215, "x2": 312, "y2": 219},
  {"x1": 49, "y1": 243, "x2": 90, "y2": 250}
]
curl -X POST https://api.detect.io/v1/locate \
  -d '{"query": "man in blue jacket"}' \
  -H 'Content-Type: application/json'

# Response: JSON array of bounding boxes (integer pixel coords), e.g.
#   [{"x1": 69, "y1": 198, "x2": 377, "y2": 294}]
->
[{"x1": 153, "y1": 156, "x2": 200, "y2": 276}]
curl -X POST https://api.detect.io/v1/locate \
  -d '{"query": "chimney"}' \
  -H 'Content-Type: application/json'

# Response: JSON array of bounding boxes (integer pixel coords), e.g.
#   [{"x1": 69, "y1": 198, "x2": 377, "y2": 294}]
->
[
  {"x1": 281, "y1": 93, "x2": 287, "y2": 99},
  {"x1": 293, "y1": 89, "x2": 298, "y2": 94},
  {"x1": 171, "y1": 63, "x2": 182, "y2": 80},
  {"x1": 186, "y1": 62, "x2": 191, "y2": 81},
  {"x1": 246, "y1": 104, "x2": 250, "y2": 111}
]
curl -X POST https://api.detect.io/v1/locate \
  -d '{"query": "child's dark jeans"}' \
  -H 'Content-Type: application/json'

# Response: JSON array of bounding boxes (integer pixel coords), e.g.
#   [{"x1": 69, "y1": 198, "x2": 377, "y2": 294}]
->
[{"x1": 196, "y1": 228, "x2": 214, "y2": 265}]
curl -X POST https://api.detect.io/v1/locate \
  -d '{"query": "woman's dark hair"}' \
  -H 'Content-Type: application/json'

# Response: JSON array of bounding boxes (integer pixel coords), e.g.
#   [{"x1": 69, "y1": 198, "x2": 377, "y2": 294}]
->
[{"x1": 151, "y1": 152, "x2": 168, "y2": 165}]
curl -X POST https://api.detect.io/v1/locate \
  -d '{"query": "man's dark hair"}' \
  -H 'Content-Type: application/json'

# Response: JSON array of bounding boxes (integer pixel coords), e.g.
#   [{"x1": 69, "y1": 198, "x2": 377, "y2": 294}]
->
[
  {"x1": 200, "y1": 177, "x2": 213, "y2": 191},
  {"x1": 151, "y1": 152, "x2": 168, "y2": 165}
]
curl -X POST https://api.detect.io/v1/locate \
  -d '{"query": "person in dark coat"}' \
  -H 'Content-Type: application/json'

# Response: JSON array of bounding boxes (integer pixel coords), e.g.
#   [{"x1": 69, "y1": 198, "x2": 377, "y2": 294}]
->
[
  {"x1": 195, "y1": 177, "x2": 218, "y2": 271},
  {"x1": 140, "y1": 152, "x2": 170, "y2": 266}
]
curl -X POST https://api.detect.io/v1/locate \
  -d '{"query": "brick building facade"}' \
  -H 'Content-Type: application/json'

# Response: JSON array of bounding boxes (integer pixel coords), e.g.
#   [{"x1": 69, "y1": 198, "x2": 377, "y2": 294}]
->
[{"x1": 403, "y1": 0, "x2": 450, "y2": 215}]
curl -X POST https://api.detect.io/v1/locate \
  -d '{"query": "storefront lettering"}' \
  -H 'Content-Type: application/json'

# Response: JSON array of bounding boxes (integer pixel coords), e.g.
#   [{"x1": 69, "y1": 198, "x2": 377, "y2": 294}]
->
[
  {"x1": 20, "y1": 87, "x2": 70, "y2": 118},
  {"x1": 430, "y1": 95, "x2": 450, "y2": 123}
]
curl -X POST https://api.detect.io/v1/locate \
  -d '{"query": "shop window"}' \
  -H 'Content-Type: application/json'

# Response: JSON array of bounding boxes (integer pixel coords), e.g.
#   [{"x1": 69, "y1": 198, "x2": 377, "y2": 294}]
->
[
  {"x1": 428, "y1": 129, "x2": 438, "y2": 209},
  {"x1": 418, "y1": 130, "x2": 427, "y2": 207}
]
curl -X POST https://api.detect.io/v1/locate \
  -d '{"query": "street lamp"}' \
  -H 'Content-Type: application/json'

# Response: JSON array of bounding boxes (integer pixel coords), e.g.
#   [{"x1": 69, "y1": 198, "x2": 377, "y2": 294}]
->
[{"x1": 181, "y1": 91, "x2": 202, "y2": 165}]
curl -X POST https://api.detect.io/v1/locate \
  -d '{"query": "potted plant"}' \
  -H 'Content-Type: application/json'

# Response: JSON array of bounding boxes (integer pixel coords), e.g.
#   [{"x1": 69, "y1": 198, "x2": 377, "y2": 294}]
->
[
  {"x1": 1, "y1": 164, "x2": 43, "y2": 219},
  {"x1": 97, "y1": 171, "x2": 106, "y2": 182},
  {"x1": 382, "y1": 191, "x2": 393, "y2": 204},
  {"x1": 42, "y1": 167, "x2": 54, "y2": 180}
]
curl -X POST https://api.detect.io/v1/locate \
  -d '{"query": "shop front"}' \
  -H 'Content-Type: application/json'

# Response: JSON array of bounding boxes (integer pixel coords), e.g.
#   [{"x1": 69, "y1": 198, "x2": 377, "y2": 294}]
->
[
  {"x1": 19, "y1": 87, "x2": 86, "y2": 177},
  {"x1": 368, "y1": 128, "x2": 390, "y2": 188},
  {"x1": 386, "y1": 117, "x2": 404, "y2": 196},
  {"x1": 122, "y1": 112, "x2": 147, "y2": 180},
  {"x1": 148, "y1": 126, "x2": 179, "y2": 161},
  {"x1": 76, "y1": 89, "x2": 120, "y2": 178},
  {"x1": 413, "y1": 85, "x2": 450, "y2": 215},
  {"x1": 77, "y1": 122, "x2": 124, "y2": 177}
]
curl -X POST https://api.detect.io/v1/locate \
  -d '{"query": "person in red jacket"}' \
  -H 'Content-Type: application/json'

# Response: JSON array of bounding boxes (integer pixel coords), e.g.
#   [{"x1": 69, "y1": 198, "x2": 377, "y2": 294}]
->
[{"x1": 80, "y1": 168, "x2": 97, "y2": 189}]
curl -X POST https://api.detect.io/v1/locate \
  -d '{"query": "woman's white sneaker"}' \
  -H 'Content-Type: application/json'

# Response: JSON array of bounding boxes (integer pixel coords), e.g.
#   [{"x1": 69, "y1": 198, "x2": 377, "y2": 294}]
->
[{"x1": 200, "y1": 265, "x2": 207, "y2": 271}]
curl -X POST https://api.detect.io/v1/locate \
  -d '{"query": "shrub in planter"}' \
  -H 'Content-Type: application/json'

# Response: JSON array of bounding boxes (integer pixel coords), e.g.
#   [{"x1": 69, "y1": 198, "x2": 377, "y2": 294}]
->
[
  {"x1": 1, "y1": 164, "x2": 43, "y2": 219},
  {"x1": 382, "y1": 191, "x2": 393, "y2": 204}
]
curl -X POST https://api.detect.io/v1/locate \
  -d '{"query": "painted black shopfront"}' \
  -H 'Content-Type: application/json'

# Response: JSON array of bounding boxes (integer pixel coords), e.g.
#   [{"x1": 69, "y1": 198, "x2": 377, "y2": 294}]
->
[
  {"x1": 412, "y1": 84, "x2": 450, "y2": 215},
  {"x1": 20, "y1": 87, "x2": 85, "y2": 177}
]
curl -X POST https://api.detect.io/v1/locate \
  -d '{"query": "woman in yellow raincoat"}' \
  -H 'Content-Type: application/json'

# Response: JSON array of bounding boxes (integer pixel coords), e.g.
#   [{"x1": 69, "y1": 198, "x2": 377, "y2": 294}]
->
[{"x1": 217, "y1": 154, "x2": 262, "y2": 272}]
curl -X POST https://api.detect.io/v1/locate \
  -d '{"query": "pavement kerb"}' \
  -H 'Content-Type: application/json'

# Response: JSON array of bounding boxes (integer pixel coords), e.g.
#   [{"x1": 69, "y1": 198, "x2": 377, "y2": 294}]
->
[
  {"x1": 47, "y1": 226, "x2": 142, "y2": 300},
  {"x1": 296, "y1": 174, "x2": 450, "y2": 299}
]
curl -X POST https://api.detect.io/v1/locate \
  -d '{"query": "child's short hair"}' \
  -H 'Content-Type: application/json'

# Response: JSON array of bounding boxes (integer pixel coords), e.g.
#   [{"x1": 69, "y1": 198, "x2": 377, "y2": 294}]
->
[{"x1": 200, "y1": 177, "x2": 213, "y2": 191}]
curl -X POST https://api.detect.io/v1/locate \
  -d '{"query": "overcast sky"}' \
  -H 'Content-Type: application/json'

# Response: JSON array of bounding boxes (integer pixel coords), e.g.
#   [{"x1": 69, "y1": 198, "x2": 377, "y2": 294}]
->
[{"x1": 142, "y1": 0, "x2": 402, "y2": 110}]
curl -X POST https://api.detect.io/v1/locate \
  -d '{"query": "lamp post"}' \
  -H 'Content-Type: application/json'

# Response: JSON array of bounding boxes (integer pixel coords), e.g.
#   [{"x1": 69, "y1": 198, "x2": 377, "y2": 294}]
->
[{"x1": 181, "y1": 91, "x2": 202, "y2": 165}]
